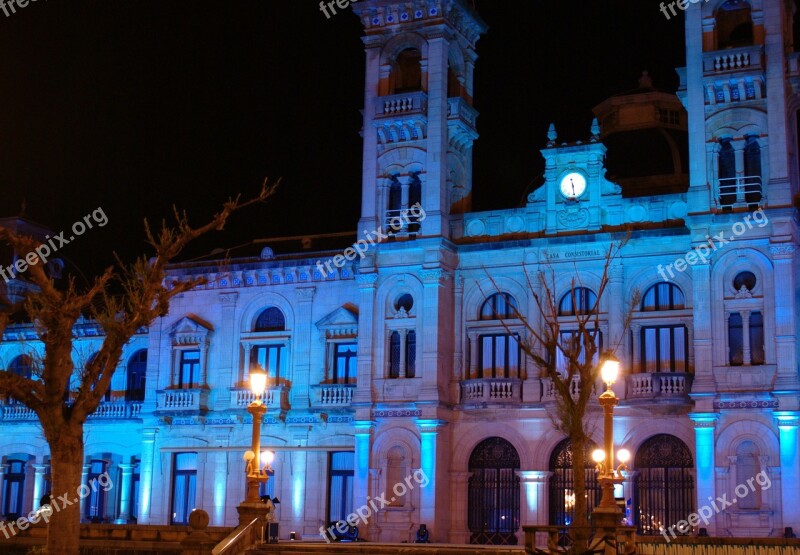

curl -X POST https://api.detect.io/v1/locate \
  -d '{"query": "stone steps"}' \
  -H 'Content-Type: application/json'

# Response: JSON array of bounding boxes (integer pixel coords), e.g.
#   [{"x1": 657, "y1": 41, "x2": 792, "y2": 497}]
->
[{"x1": 249, "y1": 542, "x2": 525, "y2": 555}]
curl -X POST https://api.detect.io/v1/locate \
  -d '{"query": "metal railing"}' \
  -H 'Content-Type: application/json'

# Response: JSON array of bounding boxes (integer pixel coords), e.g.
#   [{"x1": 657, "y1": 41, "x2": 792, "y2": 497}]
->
[
  {"x1": 212, "y1": 517, "x2": 262, "y2": 555},
  {"x1": 718, "y1": 176, "x2": 763, "y2": 209}
]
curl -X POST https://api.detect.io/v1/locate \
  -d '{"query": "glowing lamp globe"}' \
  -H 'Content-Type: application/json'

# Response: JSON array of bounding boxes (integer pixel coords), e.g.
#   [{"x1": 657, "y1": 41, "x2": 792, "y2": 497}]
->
[
  {"x1": 601, "y1": 356, "x2": 620, "y2": 386},
  {"x1": 617, "y1": 449, "x2": 631, "y2": 464},
  {"x1": 592, "y1": 449, "x2": 606, "y2": 464},
  {"x1": 263, "y1": 450, "x2": 275, "y2": 465},
  {"x1": 250, "y1": 367, "x2": 268, "y2": 396},
  {"x1": 243, "y1": 450, "x2": 255, "y2": 461}
]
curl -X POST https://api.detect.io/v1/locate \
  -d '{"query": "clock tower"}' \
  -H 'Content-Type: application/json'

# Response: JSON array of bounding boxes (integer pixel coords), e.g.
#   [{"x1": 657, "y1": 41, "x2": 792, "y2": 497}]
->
[{"x1": 528, "y1": 121, "x2": 622, "y2": 234}]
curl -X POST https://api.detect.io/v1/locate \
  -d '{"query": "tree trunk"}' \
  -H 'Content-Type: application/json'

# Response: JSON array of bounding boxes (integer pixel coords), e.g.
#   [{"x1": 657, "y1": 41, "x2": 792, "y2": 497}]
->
[
  {"x1": 571, "y1": 434, "x2": 590, "y2": 553},
  {"x1": 44, "y1": 420, "x2": 85, "y2": 555}
]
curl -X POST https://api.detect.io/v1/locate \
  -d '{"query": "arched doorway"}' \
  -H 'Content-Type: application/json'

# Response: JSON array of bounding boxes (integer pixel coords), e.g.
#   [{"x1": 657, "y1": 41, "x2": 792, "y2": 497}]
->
[
  {"x1": 468, "y1": 437, "x2": 520, "y2": 545},
  {"x1": 634, "y1": 434, "x2": 694, "y2": 535},
  {"x1": 548, "y1": 438, "x2": 600, "y2": 526}
]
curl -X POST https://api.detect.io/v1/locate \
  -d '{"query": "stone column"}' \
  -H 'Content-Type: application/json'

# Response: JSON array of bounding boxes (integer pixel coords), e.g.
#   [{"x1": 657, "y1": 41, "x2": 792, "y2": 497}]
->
[
  {"x1": 468, "y1": 332, "x2": 479, "y2": 380},
  {"x1": 775, "y1": 413, "x2": 800, "y2": 531},
  {"x1": 607, "y1": 263, "x2": 624, "y2": 353},
  {"x1": 198, "y1": 343, "x2": 208, "y2": 387},
  {"x1": 293, "y1": 287, "x2": 316, "y2": 408},
  {"x1": 353, "y1": 421, "x2": 374, "y2": 533},
  {"x1": 516, "y1": 470, "x2": 552, "y2": 540},
  {"x1": 741, "y1": 310, "x2": 751, "y2": 365},
  {"x1": 0, "y1": 463, "x2": 7, "y2": 519},
  {"x1": 399, "y1": 329, "x2": 407, "y2": 378},
  {"x1": 32, "y1": 464, "x2": 48, "y2": 511},
  {"x1": 771, "y1": 245, "x2": 798, "y2": 389},
  {"x1": 353, "y1": 274, "x2": 378, "y2": 405},
  {"x1": 447, "y1": 471, "x2": 471, "y2": 544},
  {"x1": 137, "y1": 428, "x2": 158, "y2": 524},
  {"x1": 368, "y1": 468, "x2": 382, "y2": 540},
  {"x1": 216, "y1": 292, "x2": 239, "y2": 409},
  {"x1": 416, "y1": 420, "x2": 449, "y2": 542},
  {"x1": 79, "y1": 464, "x2": 90, "y2": 522},
  {"x1": 115, "y1": 463, "x2": 135, "y2": 523},
  {"x1": 630, "y1": 324, "x2": 641, "y2": 373},
  {"x1": 690, "y1": 415, "x2": 718, "y2": 534}
]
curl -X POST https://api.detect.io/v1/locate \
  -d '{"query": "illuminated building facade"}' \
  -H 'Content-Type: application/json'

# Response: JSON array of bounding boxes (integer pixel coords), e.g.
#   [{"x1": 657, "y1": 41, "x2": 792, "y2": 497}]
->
[{"x1": 1, "y1": 0, "x2": 799, "y2": 544}]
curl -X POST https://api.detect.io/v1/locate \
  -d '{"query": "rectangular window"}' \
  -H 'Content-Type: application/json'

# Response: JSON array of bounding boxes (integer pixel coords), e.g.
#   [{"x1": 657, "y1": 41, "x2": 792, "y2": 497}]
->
[
  {"x1": 749, "y1": 312, "x2": 764, "y2": 365},
  {"x1": 3, "y1": 460, "x2": 26, "y2": 520},
  {"x1": 479, "y1": 334, "x2": 520, "y2": 378},
  {"x1": 85, "y1": 460, "x2": 109, "y2": 521},
  {"x1": 728, "y1": 314, "x2": 744, "y2": 366},
  {"x1": 252, "y1": 344, "x2": 284, "y2": 380},
  {"x1": 389, "y1": 332, "x2": 400, "y2": 379},
  {"x1": 328, "y1": 452, "x2": 354, "y2": 524},
  {"x1": 641, "y1": 325, "x2": 687, "y2": 373},
  {"x1": 179, "y1": 350, "x2": 200, "y2": 388},
  {"x1": 556, "y1": 330, "x2": 602, "y2": 375},
  {"x1": 171, "y1": 452, "x2": 197, "y2": 525},
  {"x1": 334, "y1": 343, "x2": 357, "y2": 384}
]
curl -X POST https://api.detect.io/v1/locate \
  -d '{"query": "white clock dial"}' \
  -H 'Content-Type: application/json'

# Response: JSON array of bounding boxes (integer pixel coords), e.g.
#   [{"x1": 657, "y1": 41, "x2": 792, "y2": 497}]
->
[{"x1": 559, "y1": 172, "x2": 587, "y2": 199}]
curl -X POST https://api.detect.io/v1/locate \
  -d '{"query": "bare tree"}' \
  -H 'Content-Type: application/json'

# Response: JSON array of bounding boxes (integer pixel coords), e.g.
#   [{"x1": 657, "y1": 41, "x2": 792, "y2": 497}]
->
[
  {"x1": 0, "y1": 181, "x2": 275, "y2": 555},
  {"x1": 485, "y1": 242, "x2": 638, "y2": 553}
]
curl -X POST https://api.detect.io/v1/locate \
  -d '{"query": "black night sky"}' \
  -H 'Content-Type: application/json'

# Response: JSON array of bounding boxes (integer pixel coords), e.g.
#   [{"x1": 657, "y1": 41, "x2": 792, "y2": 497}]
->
[{"x1": 0, "y1": 1, "x2": 684, "y2": 281}]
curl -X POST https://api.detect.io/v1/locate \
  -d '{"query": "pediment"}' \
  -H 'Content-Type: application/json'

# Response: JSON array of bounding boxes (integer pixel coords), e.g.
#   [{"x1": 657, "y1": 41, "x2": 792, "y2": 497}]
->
[
  {"x1": 170, "y1": 315, "x2": 213, "y2": 344},
  {"x1": 315, "y1": 306, "x2": 359, "y2": 336}
]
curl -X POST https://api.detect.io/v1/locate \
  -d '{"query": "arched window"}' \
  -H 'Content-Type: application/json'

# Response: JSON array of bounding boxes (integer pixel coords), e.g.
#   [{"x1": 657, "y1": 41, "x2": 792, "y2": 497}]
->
[
  {"x1": 8, "y1": 355, "x2": 32, "y2": 379},
  {"x1": 729, "y1": 310, "x2": 764, "y2": 366},
  {"x1": 389, "y1": 331, "x2": 401, "y2": 379},
  {"x1": 126, "y1": 350, "x2": 147, "y2": 402},
  {"x1": 391, "y1": 48, "x2": 422, "y2": 93},
  {"x1": 480, "y1": 293, "x2": 519, "y2": 320},
  {"x1": 744, "y1": 136, "x2": 763, "y2": 206},
  {"x1": 395, "y1": 294, "x2": 414, "y2": 313},
  {"x1": 642, "y1": 283, "x2": 685, "y2": 311},
  {"x1": 634, "y1": 434, "x2": 694, "y2": 535},
  {"x1": 716, "y1": 0, "x2": 754, "y2": 49},
  {"x1": 254, "y1": 307, "x2": 285, "y2": 332},
  {"x1": 468, "y1": 437, "x2": 520, "y2": 545},
  {"x1": 558, "y1": 287, "x2": 597, "y2": 316},
  {"x1": 548, "y1": 439, "x2": 601, "y2": 526},
  {"x1": 719, "y1": 138, "x2": 736, "y2": 208},
  {"x1": 388, "y1": 176, "x2": 402, "y2": 212}
]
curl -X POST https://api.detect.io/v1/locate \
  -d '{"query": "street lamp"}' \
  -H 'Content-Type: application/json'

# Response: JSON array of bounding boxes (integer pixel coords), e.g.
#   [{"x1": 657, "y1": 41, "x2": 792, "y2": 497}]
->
[
  {"x1": 244, "y1": 367, "x2": 270, "y2": 504},
  {"x1": 594, "y1": 355, "x2": 628, "y2": 516}
]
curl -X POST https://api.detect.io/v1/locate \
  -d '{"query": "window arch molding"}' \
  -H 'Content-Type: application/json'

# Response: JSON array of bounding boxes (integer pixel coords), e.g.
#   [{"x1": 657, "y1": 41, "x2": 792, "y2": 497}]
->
[
  {"x1": 464, "y1": 278, "x2": 527, "y2": 324},
  {"x1": 711, "y1": 249, "x2": 775, "y2": 367},
  {"x1": 379, "y1": 33, "x2": 429, "y2": 80},
  {"x1": 240, "y1": 294, "x2": 295, "y2": 334},
  {"x1": 451, "y1": 425, "x2": 532, "y2": 473},
  {"x1": 701, "y1": 0, "x2": 764, "y2": 27},
  {"x1": 627, "y1": 266, "x2": 693, "y2": 309},
  {"x1": 640, "y1": 282, "x2": 687, "y2": 311}
]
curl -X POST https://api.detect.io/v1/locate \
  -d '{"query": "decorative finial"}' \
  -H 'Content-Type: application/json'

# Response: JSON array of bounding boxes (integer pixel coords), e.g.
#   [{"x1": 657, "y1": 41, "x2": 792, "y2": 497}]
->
[
  {"x1": 546, "y1": 123, "x2": 557, "y2": 147},
  {"x1": 590, "y1": 118, "x2": 600, "y2": 142},
  {"x1": 638, "y1": 70, "x2": 653, "y2": 89}
]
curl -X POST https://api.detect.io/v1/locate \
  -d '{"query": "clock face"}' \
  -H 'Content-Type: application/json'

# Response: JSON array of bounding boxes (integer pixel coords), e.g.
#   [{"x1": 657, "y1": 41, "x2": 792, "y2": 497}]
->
[{"x1": 559, "y1": 172, "x2": 587, "y2": 199}]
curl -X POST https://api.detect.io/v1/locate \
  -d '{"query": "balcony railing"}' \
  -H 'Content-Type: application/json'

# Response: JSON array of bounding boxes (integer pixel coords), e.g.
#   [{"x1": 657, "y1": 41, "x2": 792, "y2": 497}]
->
[
  {"x1": 375, "y1": 91, "x2": 427, "y2": 118},
  {"x1": 156, "y1": 388, "x2": 207, "y2": 412},
  {"x1": 703, "y1": 45, "x2": 764, "y2": 74},
  {"x1": 88, "y1": 401, "x2": 143, "y2": 419},
  {"x1": 310, "y1": 384, "x2": 356, "y2": 409},
  {"x1": 541, "y1": 376, "x2": 591, "y2": 402},
  {"x1": 0, "y1": 399, "x2": 143, "y2": 421},
  {"x1": 229, "y1": 386, "x2": 287, "y2": 410},
  {"x1": 460, "y1": 378, "x2": 521, "y2": 404},
  {"x1": 627, "y1": 372, "x2": 693, "y2": 400},
  {"x1": 718, "y1": 176, "x2": 763, "y2": 210},
  {"x1": 0, "y1": 403, "x2": 37, "y2": 421},
  {"x1": 385, "y1": 209, "x2": 421, "y2": 237},
  {"x1": 447, "y1": 97, "x2": 478, "y2": 128}
]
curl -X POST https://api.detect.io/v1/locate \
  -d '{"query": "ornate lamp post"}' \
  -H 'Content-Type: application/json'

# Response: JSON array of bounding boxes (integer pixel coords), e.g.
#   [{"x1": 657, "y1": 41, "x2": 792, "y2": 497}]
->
[
  {"x1": 244, "y1": 367, "x2": 270, "y2": 503},
  {"x1": 591, "y1": 355, "x2": 630, "y2": 526}
]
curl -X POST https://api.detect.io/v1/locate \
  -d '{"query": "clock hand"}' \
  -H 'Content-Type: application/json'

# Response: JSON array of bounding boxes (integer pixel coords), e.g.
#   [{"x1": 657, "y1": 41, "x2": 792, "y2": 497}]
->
[{"x1": 571, "y1": 179, "x2": 575, "y2": 196}]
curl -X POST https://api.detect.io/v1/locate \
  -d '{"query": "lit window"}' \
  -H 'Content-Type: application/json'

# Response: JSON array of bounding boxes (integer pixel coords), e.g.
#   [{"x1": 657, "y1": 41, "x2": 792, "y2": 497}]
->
[
  {"x1": 179, "y1": 350, "x2": 200, "y2": 388},
  {"x1": 171, "y1": 452, "x2": 197, "y2": 525}
]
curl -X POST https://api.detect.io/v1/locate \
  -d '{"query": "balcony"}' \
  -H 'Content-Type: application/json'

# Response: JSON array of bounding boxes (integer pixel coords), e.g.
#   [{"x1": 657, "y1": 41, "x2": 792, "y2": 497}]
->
[
  {"x1": 717, "y1": 176, "x2": 764, "y2": 211},
  {"x1": 703, "y1": 45, "x2": 765, "y2": 75},
  {"x1": 626, "y1": 372, "x2": 693, "y2": 402},
  {"x1": 541, "y1": 376, "x2": 588, "y2": 403},
  {"x1": 156, "y1": 388, "x2": 208, "y2": 412},
  {"x1": 460, "y1": 378, "x2": 521, "y2": 405},
  {"x1": 310, "y1": 384, "x2": 355, "y2": 409},
  {"x1": 375, "y1": 91, "x2": 427, "y2": 119},
  {"x1": 229, "y1": 386, "x2": 288, "y2": 411},
  {"x1": 384, "y1": 209, "x2": 421, "y2": 238},
  {"x1": 88, "y1": 400, "x2": 143, "y2": 419},
  {"x1": 0, "y1": 403, "x2": 37, "y2": 421}
]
